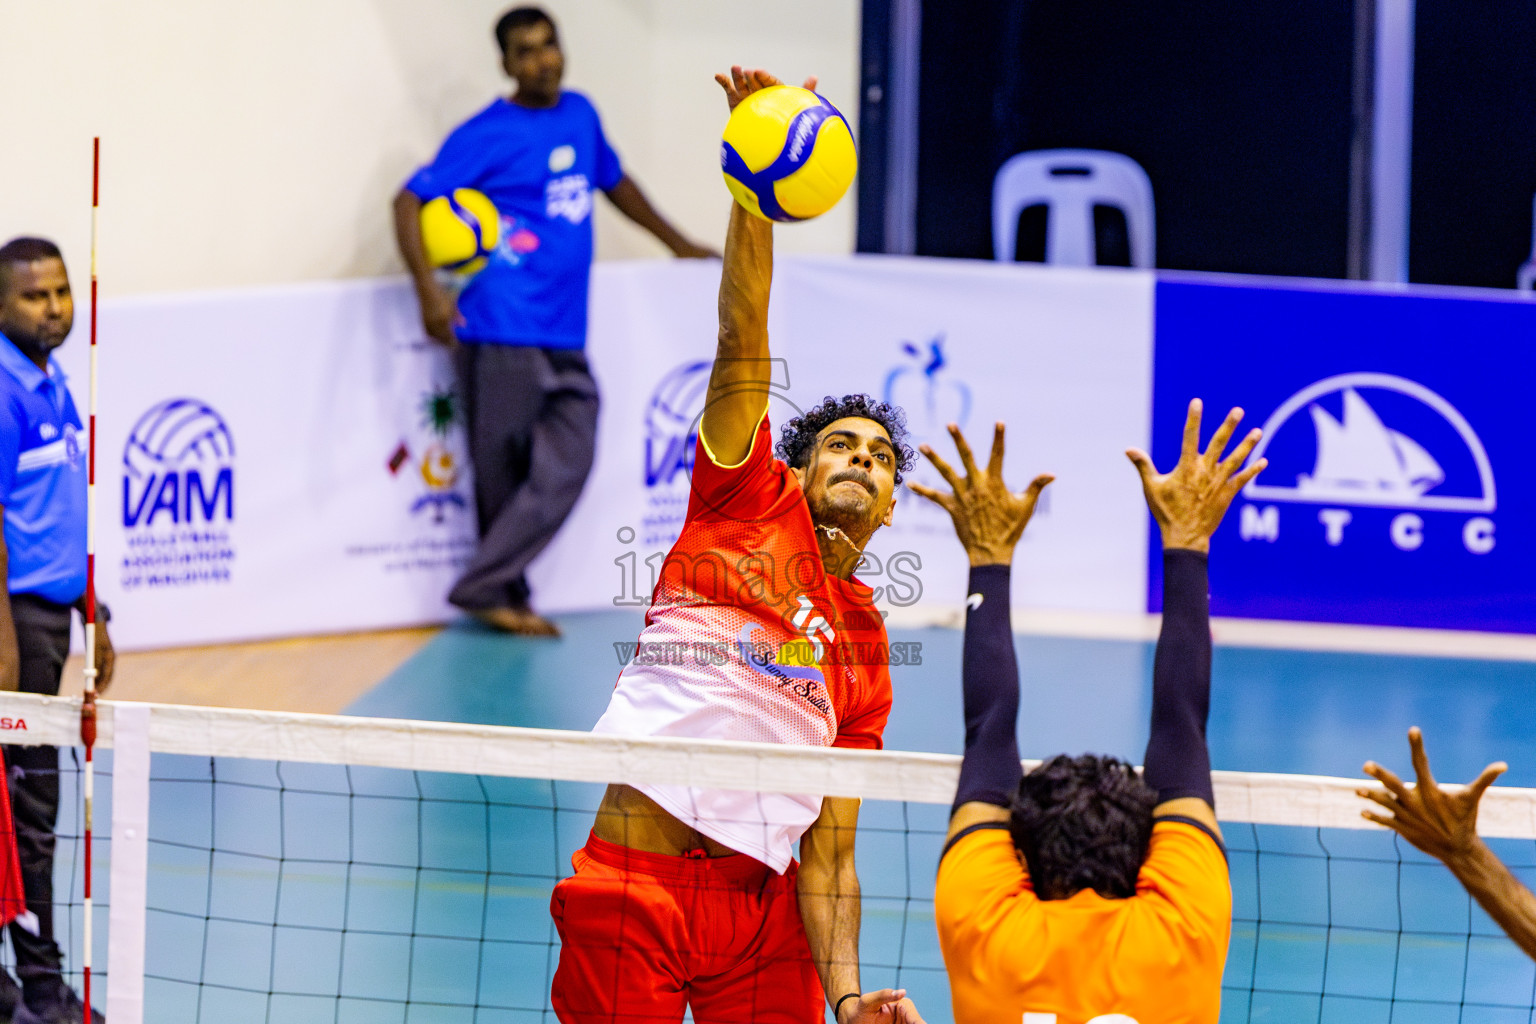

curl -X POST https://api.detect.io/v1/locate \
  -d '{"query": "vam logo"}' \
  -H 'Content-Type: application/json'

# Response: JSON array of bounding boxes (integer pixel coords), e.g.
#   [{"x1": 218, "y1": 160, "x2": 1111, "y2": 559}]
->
[
  {"x1": 645, "y1": 361, "x2": 710, "y2": 489},
  {"x1": 123, "y1": 399, "x2": 234, "y2": 527},
  {"x1": 121, "y1": 398, "x2": 237, "y2": 589},
  {"x1": 1239, "y1": 373, "x2": 1495, "y2": 554},
  {"x1": 637, "y1": 360, "x2": 711, "y2": 550}
]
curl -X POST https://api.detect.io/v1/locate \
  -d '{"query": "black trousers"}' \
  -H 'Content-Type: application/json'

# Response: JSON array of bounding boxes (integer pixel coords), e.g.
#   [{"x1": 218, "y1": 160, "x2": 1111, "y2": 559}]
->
[
  {"x1": 2, "y1": 593, "x2": 70, "y2": 981},
  {"x1": 448, "y1": 344, "x2": 599, "y2": 611}
]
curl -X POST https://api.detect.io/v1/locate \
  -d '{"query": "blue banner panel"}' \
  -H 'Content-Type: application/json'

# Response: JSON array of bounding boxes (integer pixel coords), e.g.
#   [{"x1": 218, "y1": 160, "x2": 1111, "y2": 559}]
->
[{"x1": 1150, "y1": 279, "x2": 1536, "y2": 632}]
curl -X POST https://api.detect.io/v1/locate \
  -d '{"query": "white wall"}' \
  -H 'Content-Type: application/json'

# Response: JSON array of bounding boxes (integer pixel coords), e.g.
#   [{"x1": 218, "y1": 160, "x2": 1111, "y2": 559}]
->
[{"x1": 0, "y1": 0, "x2": 860, "y2": 299}]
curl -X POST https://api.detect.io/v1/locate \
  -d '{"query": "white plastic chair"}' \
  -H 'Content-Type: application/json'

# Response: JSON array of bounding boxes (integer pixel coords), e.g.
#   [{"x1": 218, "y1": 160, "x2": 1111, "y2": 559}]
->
[
  {"x1": 992, "y1": 149, "x2": 1155, "y2": 267},
  {"x1": 1519, "y1": 193, "x2": 1536, "y2": 292}
]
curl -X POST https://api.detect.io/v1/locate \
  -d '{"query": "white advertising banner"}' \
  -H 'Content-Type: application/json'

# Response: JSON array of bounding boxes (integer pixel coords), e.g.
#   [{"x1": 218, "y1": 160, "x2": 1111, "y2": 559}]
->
[
  {"x1": 539, "y1": 256, "x2": 1156, "y2": 621},
  {"x1": 70, "y1": 258, "x2": 1153, "y2": 650},
  {"x1": 69, "y1": 281, "x2": 478, "y2": 650}
]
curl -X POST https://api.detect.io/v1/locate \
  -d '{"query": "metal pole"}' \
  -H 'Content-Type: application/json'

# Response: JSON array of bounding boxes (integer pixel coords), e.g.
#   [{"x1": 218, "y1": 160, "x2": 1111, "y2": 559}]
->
[{"x1": 883, "y1": 0, "x2": 922, "y2": 255}]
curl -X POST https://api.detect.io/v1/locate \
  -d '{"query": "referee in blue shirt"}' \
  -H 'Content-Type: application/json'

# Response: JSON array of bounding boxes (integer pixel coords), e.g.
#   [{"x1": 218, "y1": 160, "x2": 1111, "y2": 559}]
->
[
  {"x1": 393, "y1": 5, "x2": 716, "y2": 637},
  {"x1": 0, "y1": 237, "x2": 114, "y2": 1024}
]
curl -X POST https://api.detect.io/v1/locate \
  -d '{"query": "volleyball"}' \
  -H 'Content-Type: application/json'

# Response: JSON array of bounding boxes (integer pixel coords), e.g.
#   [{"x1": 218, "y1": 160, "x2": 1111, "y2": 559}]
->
[
  {"x1": 720, "y1": 86, "x2": 857, "y2": 222},
  {"x1": 419, "y1": 188, "x2": 500, "y2": 274}
]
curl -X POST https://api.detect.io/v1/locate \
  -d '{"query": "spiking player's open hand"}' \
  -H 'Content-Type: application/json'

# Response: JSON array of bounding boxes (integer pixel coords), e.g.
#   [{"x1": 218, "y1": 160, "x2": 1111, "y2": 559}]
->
[
  {"x1": 910, "y1": 422, "x2": 1054, "y2": 567},
  {"x1": 1126, "y1": 399, "x2": 1266, "y2": 554},
  {"x1": 714, "y1": 66, "x2": 819, "y2": 112}
]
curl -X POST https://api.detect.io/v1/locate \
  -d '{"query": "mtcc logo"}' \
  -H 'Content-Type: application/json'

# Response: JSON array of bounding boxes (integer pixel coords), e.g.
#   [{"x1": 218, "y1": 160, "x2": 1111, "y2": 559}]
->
[
  {"x1": 123, "y1": 398, "x2": 234, "y2": 528},
  {"x1": 1239, "y1": 373, "x2": 1495, "y2": 554}
]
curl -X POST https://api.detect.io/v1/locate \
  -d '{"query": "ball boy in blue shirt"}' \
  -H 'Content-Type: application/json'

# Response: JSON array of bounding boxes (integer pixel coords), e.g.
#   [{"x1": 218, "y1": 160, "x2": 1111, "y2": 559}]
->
[{"x1": 393, "y1": 5, "x2": 715, "y2": 635}]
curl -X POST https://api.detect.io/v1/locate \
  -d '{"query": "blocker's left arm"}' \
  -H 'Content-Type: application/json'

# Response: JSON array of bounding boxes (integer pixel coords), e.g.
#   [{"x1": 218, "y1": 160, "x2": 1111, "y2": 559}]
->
[
  {"x1": 604, "y1": 176, "x2": 718, "y2": 258},
  {"x1": 908, "y1": 424, "x2": 1053, "y2": 841},
  {"x1": 799, "y1": 797, "x2": 924, "y2": 1024}
]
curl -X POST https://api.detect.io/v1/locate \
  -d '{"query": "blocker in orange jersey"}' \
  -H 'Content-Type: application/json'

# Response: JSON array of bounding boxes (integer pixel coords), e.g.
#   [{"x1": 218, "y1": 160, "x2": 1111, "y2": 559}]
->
[
  {"x1": 935, "y1": 819, "x2": 1231, "y2": 1024},
  {"x1": 550, "y1": 833, "x2": 823, "y2": 1024}
]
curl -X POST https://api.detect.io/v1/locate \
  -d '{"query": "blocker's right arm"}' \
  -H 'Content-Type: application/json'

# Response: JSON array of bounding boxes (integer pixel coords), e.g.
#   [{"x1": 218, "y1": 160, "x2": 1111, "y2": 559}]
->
[
  {"x1": 701, "y1": 67, "x2": 809, "y2": 467},
  {"x1": 392, "y1": 189, "x2": 459, "y2": 348},
  {"x1": 1128, "y1": 399, "x2": 1265, "y2": 837}
]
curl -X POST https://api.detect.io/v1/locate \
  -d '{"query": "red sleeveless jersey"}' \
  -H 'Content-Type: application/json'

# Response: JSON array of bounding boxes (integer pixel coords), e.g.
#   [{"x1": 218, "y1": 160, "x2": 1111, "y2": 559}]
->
[{"x1": 593, "y1": 416, "x2": 894, "y2": 870}]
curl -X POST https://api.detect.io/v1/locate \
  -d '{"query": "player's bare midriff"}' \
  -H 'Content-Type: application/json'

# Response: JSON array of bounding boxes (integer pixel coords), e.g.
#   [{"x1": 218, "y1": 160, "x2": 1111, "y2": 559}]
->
[{"x1": 593, "y1": 783, "x2": 741, "y2": 858}]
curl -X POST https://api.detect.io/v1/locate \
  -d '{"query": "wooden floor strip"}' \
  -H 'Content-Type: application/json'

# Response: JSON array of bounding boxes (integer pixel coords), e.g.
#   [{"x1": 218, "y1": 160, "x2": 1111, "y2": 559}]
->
[{"x1": 59, "y1": 627, "x2": 441, "y2": 714}]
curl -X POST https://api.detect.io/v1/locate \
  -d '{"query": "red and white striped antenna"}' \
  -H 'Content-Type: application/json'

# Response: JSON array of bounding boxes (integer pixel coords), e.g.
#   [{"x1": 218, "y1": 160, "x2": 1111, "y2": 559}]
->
[{"x1": 80, "y1": 135, "x2": 101, "y2": 1024}]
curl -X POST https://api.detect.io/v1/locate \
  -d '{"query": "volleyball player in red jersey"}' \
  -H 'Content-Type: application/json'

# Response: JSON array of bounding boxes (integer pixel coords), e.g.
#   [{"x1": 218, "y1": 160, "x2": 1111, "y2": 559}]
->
[{"x1": 549, "y1": 68, "x2": 926, "y2": 1024}]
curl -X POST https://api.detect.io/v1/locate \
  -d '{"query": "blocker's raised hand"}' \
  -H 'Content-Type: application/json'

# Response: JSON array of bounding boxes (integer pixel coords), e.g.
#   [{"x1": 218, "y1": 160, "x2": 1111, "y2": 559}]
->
[
  {"x1": 714, "y1": 65, "x2": 819, "y2": 111},
  {"x1": 1360, "y1": 727, "x2": 1508, "y2": 866},
  {"x1": 909, "y1": 422, "x2": 1053, "y2": 567},
  {"x1": 1126, "y1": 398, "x2": 1266, "y2": 554}
]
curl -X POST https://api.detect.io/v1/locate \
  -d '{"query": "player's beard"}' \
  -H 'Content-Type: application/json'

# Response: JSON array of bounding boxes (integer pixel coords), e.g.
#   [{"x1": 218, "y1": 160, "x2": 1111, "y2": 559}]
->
[{"x1": 806, "y1": 471, "x2": 883, "y2": 549}]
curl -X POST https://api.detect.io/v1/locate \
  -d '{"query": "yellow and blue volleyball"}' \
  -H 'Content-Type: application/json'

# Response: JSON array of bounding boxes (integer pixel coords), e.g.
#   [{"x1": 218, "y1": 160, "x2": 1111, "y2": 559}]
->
[
  {"x1": 721, "y1": 86, "x2": 857, "y2": 222},
  {"x1": 419, "y1": 188, "x2": 500, "y2": 274}
]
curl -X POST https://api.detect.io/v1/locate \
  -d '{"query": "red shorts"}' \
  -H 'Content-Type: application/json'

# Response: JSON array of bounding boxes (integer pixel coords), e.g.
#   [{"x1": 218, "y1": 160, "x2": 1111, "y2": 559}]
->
[{"x1": 550, "y1": 832, "x2": 824, "y2": 1024}]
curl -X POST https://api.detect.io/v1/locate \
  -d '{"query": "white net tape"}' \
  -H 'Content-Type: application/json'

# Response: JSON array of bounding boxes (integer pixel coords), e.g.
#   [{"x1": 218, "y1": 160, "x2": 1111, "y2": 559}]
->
[{"x1": 4, "y1": 691, "x2": 1533, "y2": 838}]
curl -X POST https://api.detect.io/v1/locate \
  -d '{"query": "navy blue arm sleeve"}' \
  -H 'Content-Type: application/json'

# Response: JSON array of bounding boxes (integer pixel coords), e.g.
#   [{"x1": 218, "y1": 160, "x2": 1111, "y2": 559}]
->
[
  {"x1": 952, "y1": 564, "x2": 1022, "y2": 812},
  {"x1": 1142, "y1": 548, "x2": 1215, "y2": 806}
]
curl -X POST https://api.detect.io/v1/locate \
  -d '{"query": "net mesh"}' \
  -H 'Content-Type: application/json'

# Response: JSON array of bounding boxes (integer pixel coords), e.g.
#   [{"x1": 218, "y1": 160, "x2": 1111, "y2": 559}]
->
[
  {"x1": 0, "y1": 749, "x2": 104, "y2": 1004},
  {"x1": 7, "y1": 694, "x2": 1536, "y2": 1023}
]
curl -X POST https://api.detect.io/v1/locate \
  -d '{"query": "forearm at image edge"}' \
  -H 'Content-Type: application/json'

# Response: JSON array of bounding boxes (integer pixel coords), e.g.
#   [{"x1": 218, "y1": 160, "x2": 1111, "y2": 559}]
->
[{"x1": 0, "y1": 523, "x2": 18, "y2": 692}]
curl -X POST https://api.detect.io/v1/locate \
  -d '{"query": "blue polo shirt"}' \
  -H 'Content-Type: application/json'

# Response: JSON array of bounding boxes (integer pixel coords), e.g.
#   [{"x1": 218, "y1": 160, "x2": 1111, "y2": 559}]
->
[
  {"x1": 0, "y1": 333, "x2": 87, "y2": 605},
  {"x1": 405, "y1": 90, "x2": 624, "y2": 349}
]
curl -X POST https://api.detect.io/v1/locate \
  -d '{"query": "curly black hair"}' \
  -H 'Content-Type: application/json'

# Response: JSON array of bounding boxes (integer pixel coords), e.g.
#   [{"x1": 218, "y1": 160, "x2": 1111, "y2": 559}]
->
[
  {"x1": 1010, "y1": 753, "x2": 1159, "y2": 900},
  {"x1": 775, "y1": 395, "x2": 916, "y2": 485}
]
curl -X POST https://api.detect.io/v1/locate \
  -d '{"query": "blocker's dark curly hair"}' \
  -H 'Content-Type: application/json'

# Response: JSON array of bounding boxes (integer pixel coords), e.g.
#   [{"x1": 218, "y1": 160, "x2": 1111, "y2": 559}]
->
[
  {"x1": 775, "y1": 395, "x2": 916, "y2": 485},
  {"x1": 1010, "y1": 753, "x2": 1160, "y2": 900}
]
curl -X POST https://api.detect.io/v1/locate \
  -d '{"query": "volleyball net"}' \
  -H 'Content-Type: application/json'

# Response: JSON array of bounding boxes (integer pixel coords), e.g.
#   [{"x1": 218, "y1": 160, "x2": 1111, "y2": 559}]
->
[{"x1": 10, "y1": 692, "x2": 1536, "y2": 1023}]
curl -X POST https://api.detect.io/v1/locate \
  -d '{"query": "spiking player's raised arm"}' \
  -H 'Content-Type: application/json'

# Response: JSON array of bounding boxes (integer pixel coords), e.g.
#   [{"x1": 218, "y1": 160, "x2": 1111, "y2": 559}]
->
[{"x1": 700, "y1": 67, "x2": 815, "y2": 468}]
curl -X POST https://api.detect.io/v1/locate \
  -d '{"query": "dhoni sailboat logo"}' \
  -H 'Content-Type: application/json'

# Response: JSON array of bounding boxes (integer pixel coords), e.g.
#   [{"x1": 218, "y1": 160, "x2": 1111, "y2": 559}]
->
[{"x1": 1238, "y1": 373, "x2": 1496, "y2": 553}]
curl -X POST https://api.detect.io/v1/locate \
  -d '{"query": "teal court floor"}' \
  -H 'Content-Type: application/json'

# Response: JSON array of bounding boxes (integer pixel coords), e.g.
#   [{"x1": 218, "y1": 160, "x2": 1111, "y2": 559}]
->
[{"x1": 55, "y1": 611, "x2": 1536, "y2": 1022}]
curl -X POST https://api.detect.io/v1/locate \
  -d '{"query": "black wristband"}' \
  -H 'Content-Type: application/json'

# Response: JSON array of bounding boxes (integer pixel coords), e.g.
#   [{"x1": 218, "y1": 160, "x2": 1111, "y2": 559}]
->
[{"x1": 834, "y1": 992, "x2": 860, "y2": 1019}]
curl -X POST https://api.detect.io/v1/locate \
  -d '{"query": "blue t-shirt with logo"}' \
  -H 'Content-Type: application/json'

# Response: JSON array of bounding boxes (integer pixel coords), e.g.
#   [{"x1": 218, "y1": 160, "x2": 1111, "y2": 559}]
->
[
  {"x1": 406, "y1": 91, "x2": 623, "y2": 349},
  {"x1": 0, "y1": 333, "x2": 88, "y2": 605}
]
